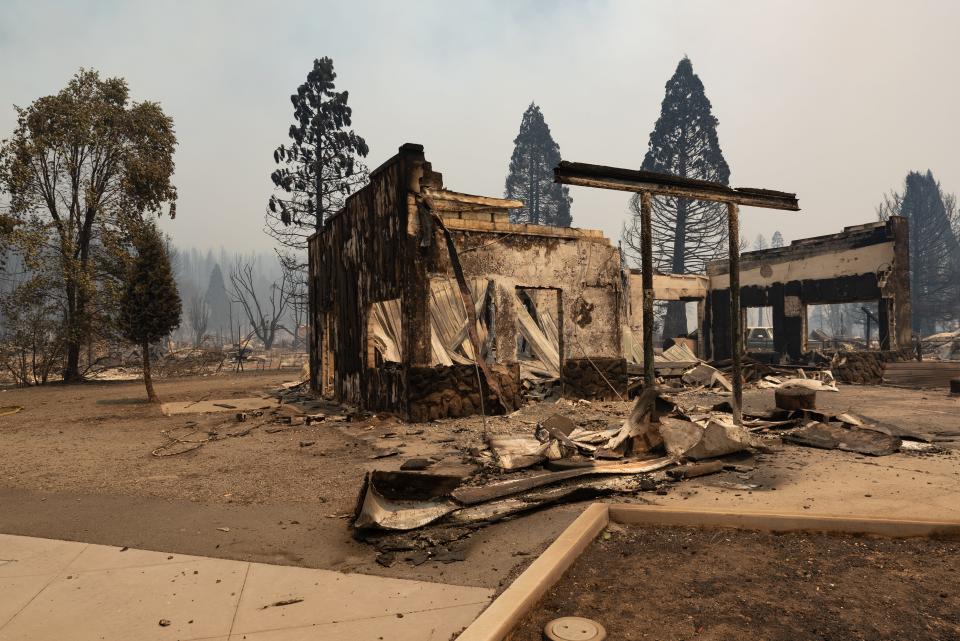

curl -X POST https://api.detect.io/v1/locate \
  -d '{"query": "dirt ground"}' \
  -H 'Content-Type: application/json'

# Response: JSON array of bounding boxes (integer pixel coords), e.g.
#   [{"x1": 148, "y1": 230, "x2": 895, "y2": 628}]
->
[
  {"x1": 510, "y1": 525, "x2": 960, "y2": 641},
  {"x1": 1, "y1": 372, "x2": 959, "y2": 591}
]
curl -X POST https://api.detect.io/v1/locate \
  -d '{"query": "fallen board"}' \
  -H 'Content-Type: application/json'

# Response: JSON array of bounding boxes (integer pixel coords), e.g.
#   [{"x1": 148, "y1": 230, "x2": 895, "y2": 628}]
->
[
  {"x1": 783, "y1": 422, "x2": 901, "y2": 456},
  {"x1": 883, "y1": 361, "x2": 960, "y2": 388},
  {"x1": 451, "y1": 457, "x2": 672, "y2": 506},
  {"x1": 160, "y1": 397, "x2": 277, "y2": 416}
]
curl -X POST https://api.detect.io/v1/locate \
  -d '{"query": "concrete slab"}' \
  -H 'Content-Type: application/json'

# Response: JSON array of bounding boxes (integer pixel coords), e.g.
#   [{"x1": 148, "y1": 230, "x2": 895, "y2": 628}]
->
[
  {"x1": 0, "y1": 575, "x2": 52, "y2": 629},
  {"x1": 231, "y1": 603, "x2": 490, "y2": 641},
  {"x1": 0, "y1": 534, "x2": 493, "y2": 641},
  {"x1": 0, "y1": 556, "x2": 247, "y2": 641},
  {"x1": 0, "y1": 535, "x2": 85, "y2": 578},
  {"x1": 232, "y1": 562, "x2": 492, "y2": 635},
  {"x1": 66, "y1": 543, "x2": 208, "y2": 573},
  {"x1": 160, "y1": 397, "x2": 277, "y2": 416}
]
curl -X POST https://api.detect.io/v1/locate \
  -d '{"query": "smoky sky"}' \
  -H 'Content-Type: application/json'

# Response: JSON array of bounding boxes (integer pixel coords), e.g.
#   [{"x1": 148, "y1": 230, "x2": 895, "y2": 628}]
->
[{"x1": 1, "y1": 0, "x2": 958, "y2": 255}]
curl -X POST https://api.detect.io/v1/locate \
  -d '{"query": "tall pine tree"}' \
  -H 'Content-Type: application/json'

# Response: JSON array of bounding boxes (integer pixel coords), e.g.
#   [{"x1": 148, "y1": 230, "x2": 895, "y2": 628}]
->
[
  {"x1": 504, "y1": 103, "x2": 572, "y2": 226},
  {"x1": 203, "y1": 263, "x2": 230, "y2": 336},
  {"x1": 119, "y1": 223, "x2": 181, "y2": 403},
  {"x1": 623, "y1": 57, "x2": 730, "y2": 341},
  {"x1": 878, "y1": 170, "x2": 960, "y2": 334},
  {"x1": 770, "y1": 230, "x2": 785, "y2": 248},
  {"x1": 267, "y1": 57, "x2": 369, "y2": 247}
]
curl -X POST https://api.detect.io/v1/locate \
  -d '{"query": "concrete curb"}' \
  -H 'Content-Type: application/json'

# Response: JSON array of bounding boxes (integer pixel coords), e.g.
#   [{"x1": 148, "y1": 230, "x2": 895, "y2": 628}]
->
[
  {"x1": 454, "y1": 503, "x2": 609, "y2": 641},
  {"x1": 456, "y1": 503, "x2": 960, "y2": 641},
  {"x1": 609, "y1": 504, "x2": 960, "y2": 539}
]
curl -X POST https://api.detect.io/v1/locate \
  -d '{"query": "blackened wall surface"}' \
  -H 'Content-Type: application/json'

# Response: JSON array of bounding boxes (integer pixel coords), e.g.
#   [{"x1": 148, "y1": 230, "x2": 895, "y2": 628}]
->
[
  {"x1": 309, "y1": 144, "x2": 628, "y2": 419},
  {"x1": 706, "y1": 218, "x2": 911, "y2": 361},
  {"x1": 309, "y1": 144, "x2": 428, "y2": 411}
]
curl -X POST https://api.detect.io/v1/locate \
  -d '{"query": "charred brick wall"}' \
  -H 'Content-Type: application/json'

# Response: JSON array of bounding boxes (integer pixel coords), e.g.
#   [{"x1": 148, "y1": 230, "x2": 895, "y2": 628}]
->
[
  {"x1": 561, "y1": 357, "x2": 628, "y2": 400},
  {"x1": 406, "y1": 364, "x2": 520, "y2": 422}
]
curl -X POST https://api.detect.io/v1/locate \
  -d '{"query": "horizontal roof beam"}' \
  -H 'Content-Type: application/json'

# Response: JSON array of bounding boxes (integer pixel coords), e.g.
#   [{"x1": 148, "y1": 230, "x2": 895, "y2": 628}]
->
[
  {"x1": 422, "y1": 187, "x2": 523, "y2": 210},
  {"x1": 554, "y1": 161, "x2": 799, "y2": 211}
]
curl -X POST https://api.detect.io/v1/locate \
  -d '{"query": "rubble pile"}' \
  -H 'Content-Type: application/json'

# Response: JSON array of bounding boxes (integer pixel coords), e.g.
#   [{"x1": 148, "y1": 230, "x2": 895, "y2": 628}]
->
[
  {"x1": 829, "y1": 350, "x2": 911, "y2": 385},
  {"x1": 273, "y1": 355, "x2": 955, "y2": 567},
  {"x1": 921, "y1": 329, "x2": 960, "y2": 361}
]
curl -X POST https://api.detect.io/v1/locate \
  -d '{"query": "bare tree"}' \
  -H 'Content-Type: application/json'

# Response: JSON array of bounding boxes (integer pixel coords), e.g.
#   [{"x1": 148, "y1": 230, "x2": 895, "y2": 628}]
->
[
  {"x1": 229, "y1": 257, "x2": 289, "y2": 351},
  {"x1": 187, "y1": 293, "x2": 210, "y2": 348},
  {"x1": 275, "y1": 249, "x2": 307, "y2": 350}
]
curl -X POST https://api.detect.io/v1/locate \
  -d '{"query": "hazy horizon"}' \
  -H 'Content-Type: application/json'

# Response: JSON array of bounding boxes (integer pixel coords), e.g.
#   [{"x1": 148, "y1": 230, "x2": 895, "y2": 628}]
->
[{"x1": 2, "y1": 0, "x2": 958, "y2": 258}]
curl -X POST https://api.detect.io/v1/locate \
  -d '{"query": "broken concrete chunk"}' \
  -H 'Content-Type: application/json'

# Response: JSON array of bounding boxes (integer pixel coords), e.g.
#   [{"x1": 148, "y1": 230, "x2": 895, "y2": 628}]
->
[
  {"x1": 658, "y1": 417, "x2": 704, "y2": 460},
  {"x1": 783, "y1": 422, "x2": 901, "y2": 456},
  {"x1": 687, "y1": 418, "x2": 759, "y2": 460},
  {"x1": 682, "y1": 363, "x2": 732, "y2": 392},
  {"x1": 660, "y1": 415, "x2": 758, "y2": 461},
  {"x1": 400, "y1": 458, "x2": 433, "y2": 471},
  {"x1": 487, "y1": 435, "x2": 548, "y2": 470},
  {"x1": 540, "y1": 414, "x2": 577, "y2": 437}
]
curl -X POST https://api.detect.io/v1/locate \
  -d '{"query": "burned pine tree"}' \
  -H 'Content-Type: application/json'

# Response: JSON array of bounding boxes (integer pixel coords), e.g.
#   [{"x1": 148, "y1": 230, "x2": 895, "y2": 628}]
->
[
  {"x1": 187, "y1": 293, "x2": 210, "y2": 348},
  {"x1": 504, "y1": 103, "x2": 572, "y2": 227},
  {"x1": 266, "y1": 56, "x2": 369, "y2": 257},
  {"x1": 623, "y1": 57, "x2": 731, "y2": 342},
  {"x1": 266, "y1": 57, "x2": 369, "y2": 332},
  {"x1": 877, "y1": 170, "x2": 960, "y2": 334}
]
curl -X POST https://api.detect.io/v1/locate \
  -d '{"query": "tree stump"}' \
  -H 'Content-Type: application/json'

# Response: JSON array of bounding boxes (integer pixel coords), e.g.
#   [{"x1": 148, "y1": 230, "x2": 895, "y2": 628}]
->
[{"x1": 775, "y1": 385, "x2": 817, "y2": 411}]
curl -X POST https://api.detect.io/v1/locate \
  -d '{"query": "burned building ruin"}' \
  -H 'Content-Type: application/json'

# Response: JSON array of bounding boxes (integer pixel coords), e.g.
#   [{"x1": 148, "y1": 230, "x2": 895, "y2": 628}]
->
[
  {"x1": 704, "y1": 218, "x2": 912, "y2": 361},
  {"x1": 308, "y1": 143, "x2": 626, "y2": 421},
  {"x1": 308, "y1": 144, "x2": 911, "y2": 421}
]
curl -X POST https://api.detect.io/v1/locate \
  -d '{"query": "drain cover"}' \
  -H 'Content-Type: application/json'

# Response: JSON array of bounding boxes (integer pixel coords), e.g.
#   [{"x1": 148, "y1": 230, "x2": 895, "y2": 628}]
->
[{"x1": 543, "y1": 616, "x2": 607, "y2": 641}]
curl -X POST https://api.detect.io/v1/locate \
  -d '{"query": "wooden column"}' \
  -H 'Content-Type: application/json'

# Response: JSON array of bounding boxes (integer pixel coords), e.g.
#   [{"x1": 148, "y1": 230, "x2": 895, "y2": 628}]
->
[
  {"x1": 727, "y1": 202, "x2": 743, "y2": 425},
  {"x1": 640, "y1": 192, "x2": 655, "y2": 389}
]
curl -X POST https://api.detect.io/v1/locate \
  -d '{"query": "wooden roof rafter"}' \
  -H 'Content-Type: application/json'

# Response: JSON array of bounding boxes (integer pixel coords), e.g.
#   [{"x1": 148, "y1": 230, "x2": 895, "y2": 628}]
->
[{"x1": 554, "y1": 161, "x2": 800, "y2": 211}]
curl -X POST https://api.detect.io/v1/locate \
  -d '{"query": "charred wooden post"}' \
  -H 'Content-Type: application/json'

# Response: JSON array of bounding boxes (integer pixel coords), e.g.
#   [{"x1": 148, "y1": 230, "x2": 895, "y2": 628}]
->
[
  {"x1": 640, "y1": 191, "x2": 655, "y2": 390},
  {"x1": 553, "y1": 161, "x2": 798, "y2": 426},
  {"x1": 727, "y1": 202, "x2": 743, "y2": 424}
]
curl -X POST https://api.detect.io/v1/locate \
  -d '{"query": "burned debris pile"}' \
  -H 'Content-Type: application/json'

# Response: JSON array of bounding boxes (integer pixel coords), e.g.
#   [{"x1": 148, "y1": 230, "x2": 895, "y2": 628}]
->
[{"x1": 347, "y1": 363, "x2": 952, "y2": 566}]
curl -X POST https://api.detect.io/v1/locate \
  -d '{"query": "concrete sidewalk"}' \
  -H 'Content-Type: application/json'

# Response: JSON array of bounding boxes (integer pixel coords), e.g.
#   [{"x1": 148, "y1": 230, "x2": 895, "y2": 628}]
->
[{"x1": 0, "y1": 533, "x2": 492, "y2": 641}]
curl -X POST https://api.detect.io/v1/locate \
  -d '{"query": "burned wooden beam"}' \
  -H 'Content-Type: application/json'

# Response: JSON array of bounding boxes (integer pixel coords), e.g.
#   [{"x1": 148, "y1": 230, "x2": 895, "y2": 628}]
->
[
  {"x1": 554, "y1": 161, "x2": 800, "y2": 211},
  {"x1": 421, "y1": 188, "x2": 523, "y2": 210}
]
